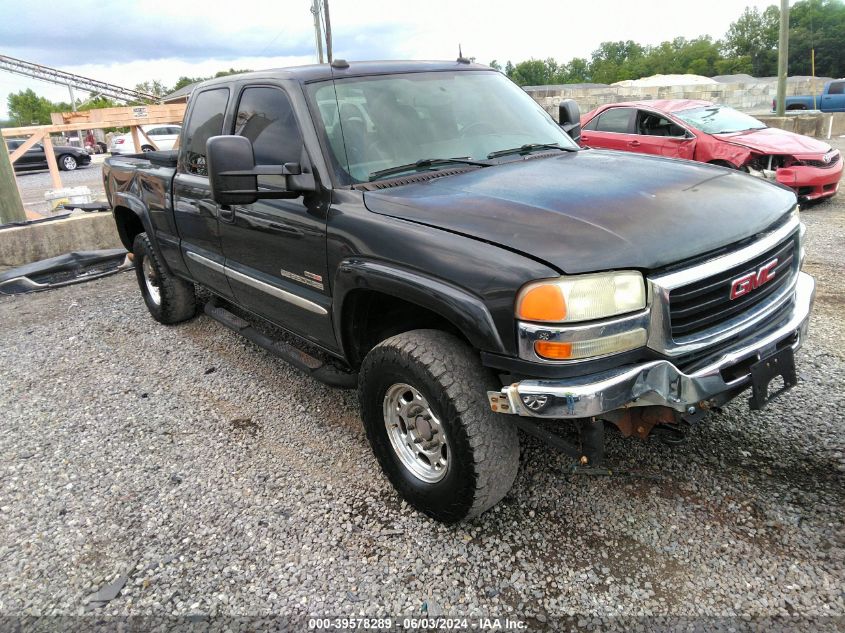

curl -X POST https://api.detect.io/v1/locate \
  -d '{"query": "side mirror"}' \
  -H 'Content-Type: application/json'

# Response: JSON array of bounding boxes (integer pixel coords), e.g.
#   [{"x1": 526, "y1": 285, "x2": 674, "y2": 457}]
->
[
  {"x1": 206, "y1": 135, "x2": 315, "y2": 206},
  {"x1": 558, "y1": 99, "x2": 581, "y2": 143},
  {"x1": 207, "y1": 135, "x2": 259, "y2": 206}
]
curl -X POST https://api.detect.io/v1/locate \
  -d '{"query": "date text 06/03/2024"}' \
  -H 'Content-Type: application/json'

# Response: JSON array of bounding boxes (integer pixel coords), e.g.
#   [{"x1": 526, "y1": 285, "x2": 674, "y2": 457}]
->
[{"x1": 307, "y1": 617, "x2": 528, "y2": 630}]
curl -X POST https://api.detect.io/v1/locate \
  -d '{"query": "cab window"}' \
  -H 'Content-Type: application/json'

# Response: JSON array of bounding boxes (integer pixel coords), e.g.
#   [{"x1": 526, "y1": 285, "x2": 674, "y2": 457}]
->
[
  {"x1": 233, "y1": 86, "x2": 304, "y2": 187},
  {"x1": 180, "y1": 88, "x2": 229, "y2": 176}
]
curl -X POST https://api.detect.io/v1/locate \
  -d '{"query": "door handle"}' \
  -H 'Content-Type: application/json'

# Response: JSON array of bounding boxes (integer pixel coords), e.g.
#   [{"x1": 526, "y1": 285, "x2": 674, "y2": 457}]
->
[
  {"x1": 628, "y1": 140, "x2": 641, "y2": 147},
  {"x1": 581, "y1": 135, "x2": 590, "y2": 142},
  {"x1": 218, "y1": 205, "x2": 235, "y2": 222}
]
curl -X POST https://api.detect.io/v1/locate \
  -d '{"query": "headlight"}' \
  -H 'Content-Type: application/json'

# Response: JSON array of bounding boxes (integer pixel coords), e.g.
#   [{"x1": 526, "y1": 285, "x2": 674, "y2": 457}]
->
[{"x1": 516, "y1": 271, "x2": 646, "y2": 323}]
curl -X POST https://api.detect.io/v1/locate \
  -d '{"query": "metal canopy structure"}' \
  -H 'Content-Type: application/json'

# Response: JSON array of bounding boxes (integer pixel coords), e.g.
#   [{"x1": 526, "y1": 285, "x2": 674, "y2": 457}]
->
[{"x1": 0, "y1": 54, "x2": 159, "y2": 104}]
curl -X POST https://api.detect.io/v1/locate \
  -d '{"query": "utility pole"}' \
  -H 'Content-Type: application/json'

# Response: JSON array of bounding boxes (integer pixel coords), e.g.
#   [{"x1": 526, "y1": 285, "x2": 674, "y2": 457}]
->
[
  {"x1": 775, "y1": 0, "x2": 790, "y2": 116},
  {"x1": 311, "y1": 0, "x2": 324, "y2": 64},
  {"x1": 324, "y1": 0, "x2": 333, "y2": 63},
  {"x1": 0, "y1": 146, "x2": 26, "y2": 224}
]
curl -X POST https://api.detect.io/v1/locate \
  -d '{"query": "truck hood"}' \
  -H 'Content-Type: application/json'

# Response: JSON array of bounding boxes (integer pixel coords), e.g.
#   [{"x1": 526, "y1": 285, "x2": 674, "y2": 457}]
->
[
  {"x1": 363, "y1": 150, "x2": 796, "y2": 274},
  {"x1": 713, "y1": 127, "x2": 832, "y2": 156}
]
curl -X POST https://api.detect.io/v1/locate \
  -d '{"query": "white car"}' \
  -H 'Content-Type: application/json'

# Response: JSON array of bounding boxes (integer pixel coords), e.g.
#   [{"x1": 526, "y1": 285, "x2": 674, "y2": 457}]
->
[{"x1": 109, "y1": 125, "x2": 181, "y2": 154}]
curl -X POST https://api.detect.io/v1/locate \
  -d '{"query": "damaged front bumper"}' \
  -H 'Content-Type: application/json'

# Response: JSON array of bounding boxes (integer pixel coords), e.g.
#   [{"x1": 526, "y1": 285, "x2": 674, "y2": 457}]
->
[
  {"x1": 749, "y1": 160, "x2": 843, "y2": 202},
  {"x1": 488, "y1": 272, "x2": 815, "y2": 419}
]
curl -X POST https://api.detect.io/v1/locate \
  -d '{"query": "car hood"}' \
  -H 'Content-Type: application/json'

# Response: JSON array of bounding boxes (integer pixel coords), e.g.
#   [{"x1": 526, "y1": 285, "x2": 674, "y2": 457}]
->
[
  {"x1": 362, "y1": 150, "x2": 796, "y2": 274},
  {"x1": 713, "y1": 127, "x2": 831, "y2": 156}
]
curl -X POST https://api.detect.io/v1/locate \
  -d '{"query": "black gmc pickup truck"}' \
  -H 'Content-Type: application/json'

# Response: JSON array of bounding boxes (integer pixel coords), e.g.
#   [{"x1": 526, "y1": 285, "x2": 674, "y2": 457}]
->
[{"x1": 104, "y1": 60, "x2": 815, "y2": 523}]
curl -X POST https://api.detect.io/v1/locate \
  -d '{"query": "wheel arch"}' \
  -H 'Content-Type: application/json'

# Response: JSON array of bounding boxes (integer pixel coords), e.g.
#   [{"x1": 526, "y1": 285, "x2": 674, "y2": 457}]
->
[
  {"x1": 111, "y1": 193, "x2": 155, "y2": 252},
  {"x1": 333, "y1": 260, "x2": 506, "y2": 368}
]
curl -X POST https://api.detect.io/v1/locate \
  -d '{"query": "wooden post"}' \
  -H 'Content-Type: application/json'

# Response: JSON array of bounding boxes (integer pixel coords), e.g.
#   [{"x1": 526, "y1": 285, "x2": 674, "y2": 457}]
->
[
  {"x1": 0, "y1": 139, "x2": 27, "y2": 224},
  {"x1": 130, "y1": 126, "x2": 142, "y2": 153},
  {"x1": 41, "y1": 135, "x2": 63, "y2": 190}
]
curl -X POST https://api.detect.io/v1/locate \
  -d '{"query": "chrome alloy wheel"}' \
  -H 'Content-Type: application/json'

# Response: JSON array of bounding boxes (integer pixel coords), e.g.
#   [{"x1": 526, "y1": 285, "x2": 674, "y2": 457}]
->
[
  {"x1": 142, "y1": 256, "x2": 161, "y2": 305},
  {"x1": 62, "y1": 155, "x2": 77, "y2": 170},
  {"x1": 383, "y1": 383, "x2": 449, "y2": 483}
]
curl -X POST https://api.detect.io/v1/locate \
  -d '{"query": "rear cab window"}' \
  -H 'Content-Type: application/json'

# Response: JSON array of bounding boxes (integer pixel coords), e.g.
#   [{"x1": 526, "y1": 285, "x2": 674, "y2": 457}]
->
[
  {"x1": 178, "y1": 88, "x2": 230, "y2": 176},
  {"x1": 829, "y1": 81, "x2": 844, "y2": 95}
]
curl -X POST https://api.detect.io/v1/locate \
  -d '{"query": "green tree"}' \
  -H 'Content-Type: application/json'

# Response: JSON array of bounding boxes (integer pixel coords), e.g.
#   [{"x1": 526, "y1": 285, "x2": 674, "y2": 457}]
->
[
  {"x1": 7, "y1": 89, "x2": 54, "y2": 125},
  {"x1": 562, "y1": 58, "x2": 590, "y2": 83},
  {"x1": 79, "y1": 96, "x2": 120, "y2": 111},
  {"x1": 134, "y1": 80, "x2": 170, "y2": 97},
  {"x1": 788, "y1": 0, "x2": 845, "y2": 77},
  {"x1": 507, "y1": 58, "x2": 567, "y2": 86},
  {"x1": 722, "y1": 6, "x2": 779, "y2": 76},
  {"x1": 171, "y1": 76, "x2": 208, "y2": 92},
  {"x1": 588, "y1": 40, "x2": 646, "y2": 84},
  {"x1": 213, "y1": 68, "x2": 252, "y2": 78}
]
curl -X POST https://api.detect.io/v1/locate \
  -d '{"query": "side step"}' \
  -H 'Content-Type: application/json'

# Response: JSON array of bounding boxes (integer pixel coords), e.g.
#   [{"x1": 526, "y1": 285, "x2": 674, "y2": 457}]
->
[{"x1": 203, "y1": 300, "x2": 358, "y2": 389}]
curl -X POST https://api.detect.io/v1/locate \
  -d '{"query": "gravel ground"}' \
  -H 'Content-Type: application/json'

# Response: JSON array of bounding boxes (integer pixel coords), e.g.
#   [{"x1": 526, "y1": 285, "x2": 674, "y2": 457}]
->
[
  {"x1": 15, "y1": 157, "x2": 107, "y2": 217},
  {"x1": 1, "y1": 147, "x2": 843, "y2": 631}
]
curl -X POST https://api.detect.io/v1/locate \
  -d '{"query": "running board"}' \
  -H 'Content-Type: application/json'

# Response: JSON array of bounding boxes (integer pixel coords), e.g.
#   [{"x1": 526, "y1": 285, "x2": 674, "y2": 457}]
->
[{"x1": 203, "y1": 300, "x2": 358, "y2": 389}]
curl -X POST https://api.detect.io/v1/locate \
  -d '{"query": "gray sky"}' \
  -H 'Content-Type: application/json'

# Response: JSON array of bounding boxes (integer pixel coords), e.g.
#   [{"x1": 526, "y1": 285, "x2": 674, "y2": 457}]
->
[{"x1": 0, "y1": 0, "x2": 776, "y2": 119}]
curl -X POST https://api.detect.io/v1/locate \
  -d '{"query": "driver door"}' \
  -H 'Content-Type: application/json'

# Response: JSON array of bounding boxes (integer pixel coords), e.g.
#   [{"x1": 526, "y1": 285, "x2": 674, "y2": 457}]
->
[{"x1": 219, "y1": 84, "x2": 334, "y2": 346}]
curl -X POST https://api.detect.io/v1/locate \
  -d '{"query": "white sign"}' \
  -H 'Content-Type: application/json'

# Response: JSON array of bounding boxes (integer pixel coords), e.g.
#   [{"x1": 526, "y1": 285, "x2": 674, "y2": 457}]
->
[{"x1": 132, "y1": 107, "x2": 149, "y2": 118}]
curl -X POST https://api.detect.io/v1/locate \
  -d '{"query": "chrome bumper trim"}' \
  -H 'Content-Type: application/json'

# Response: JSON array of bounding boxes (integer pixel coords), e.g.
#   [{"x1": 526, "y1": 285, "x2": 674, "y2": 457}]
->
[{"x1": 488, "y1": 272, "x2": 814, "y2": 419}]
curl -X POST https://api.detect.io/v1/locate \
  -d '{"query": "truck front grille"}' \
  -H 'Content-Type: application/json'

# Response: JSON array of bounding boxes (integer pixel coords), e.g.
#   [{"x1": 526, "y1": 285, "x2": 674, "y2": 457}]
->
[{"x1": 668, "y1": 233, "x2": 798, "y2": 338}]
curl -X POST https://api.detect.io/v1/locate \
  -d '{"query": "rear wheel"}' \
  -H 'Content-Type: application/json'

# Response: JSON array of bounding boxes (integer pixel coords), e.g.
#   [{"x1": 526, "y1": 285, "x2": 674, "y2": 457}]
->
[
  {"x1": 141, "y1": 145, "x2": 155, "y2": 152},
  {"x1": 59, "y1": 154, "x2": 77, "y2": 171},
  {"x1": 132, "y1": 233, "x2": 196, "y2": 324},
  {"x1": 359, "y1": 329, "x2": 519, "y2": 523}
]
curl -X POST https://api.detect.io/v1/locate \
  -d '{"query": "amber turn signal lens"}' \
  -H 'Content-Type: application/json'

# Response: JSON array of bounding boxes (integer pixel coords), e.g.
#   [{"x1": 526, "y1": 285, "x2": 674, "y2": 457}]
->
[
  {"x1": 534, "y1": 340, "x2": 573, "y2": 359},
  {"x1": 516, "y1": 284, "x2": 567, "y2": 322}
]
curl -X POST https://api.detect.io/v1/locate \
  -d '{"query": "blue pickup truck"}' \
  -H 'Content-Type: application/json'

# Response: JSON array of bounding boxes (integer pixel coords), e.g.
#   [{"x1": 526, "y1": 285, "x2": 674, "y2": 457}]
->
[{"x1": 782, "y1": 79, "x2": 845, "y2": 111}]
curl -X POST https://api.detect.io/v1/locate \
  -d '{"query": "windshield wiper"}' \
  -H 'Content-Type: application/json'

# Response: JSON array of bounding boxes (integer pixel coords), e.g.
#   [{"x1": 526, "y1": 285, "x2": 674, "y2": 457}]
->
[
  {"x1": 486, "y1": 143, "x2": 576, "y2": 159},
  {"x1": 368, "y1": 157, "x2": 491, "y2": 181}
]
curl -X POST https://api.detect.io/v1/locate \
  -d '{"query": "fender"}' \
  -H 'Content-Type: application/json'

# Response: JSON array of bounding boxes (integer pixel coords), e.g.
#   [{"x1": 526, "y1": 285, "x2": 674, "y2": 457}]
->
[
  {"x1": 700, "y1": 141, "x2": 753, "y2": 169},
  {"x1": 112, "y1": 191, "x2": 187, "y2": 277},
  {"x1": 112, "y1": 191, "x2": 155, "y2": 245},
  {"x1": 333, "y1": 259, "x2": 507, "y2": 358}
]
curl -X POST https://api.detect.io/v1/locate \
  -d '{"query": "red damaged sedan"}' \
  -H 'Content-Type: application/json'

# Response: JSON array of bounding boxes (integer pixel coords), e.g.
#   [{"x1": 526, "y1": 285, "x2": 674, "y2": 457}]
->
[{"x1": 580, "y1": 100, "x2": 842, "y2": 202}]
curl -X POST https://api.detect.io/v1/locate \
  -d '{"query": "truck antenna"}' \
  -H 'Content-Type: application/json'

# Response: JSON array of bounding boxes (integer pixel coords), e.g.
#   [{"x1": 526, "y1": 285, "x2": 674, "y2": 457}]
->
[{"x1": 457, "y1": 44, "x2": 471, "y2": 64}]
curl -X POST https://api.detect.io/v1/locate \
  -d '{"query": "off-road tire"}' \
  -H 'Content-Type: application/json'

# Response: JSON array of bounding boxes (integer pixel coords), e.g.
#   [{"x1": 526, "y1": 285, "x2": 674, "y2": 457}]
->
[
  {"x1": 132, "y1": 232, "x2": 196, "y2": 324},
  {"x1": 359, "y1": 329, "x2": 519, "y2": 523}
]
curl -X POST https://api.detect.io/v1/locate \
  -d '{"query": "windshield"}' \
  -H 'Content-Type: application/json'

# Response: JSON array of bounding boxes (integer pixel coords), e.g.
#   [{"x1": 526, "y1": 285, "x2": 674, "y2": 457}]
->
[
  {"x1": 674, "y1": 104, "x2": 766, "y2": 135},
  {"x1": 306, "y1": 71, "x2": 578, "y2": 184}
]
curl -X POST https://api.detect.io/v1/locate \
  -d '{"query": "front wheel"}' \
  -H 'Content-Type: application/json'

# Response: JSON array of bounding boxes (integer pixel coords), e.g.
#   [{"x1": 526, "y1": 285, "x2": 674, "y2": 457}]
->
[
  {"x1": 59, "y1": 154, "x2": 77, "y2": 171},
  {"x1": 132, "y1": 233, "x2": 196, "y2": 324},
  {"x1": 359, "y1": 329, "x2": 519, "y2": 523}
]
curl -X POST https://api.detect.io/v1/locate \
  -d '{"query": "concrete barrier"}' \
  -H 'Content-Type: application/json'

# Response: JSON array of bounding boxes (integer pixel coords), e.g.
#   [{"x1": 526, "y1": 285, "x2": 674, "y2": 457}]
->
[
  {"x1": 0, "y1": 213, "x2": 123, "y2": 268},
  {"x1": 525, "y1": 78, "x2": 823, "y2": 118},
  {"x1": 756, "y1": 113, "x2": 845, "y2": 139}
]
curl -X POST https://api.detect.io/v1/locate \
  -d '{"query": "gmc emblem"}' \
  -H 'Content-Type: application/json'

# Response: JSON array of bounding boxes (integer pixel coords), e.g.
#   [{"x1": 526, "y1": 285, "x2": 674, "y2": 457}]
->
[{"x1": 730, "y1": 259, "x2": 778, "y2": 300}]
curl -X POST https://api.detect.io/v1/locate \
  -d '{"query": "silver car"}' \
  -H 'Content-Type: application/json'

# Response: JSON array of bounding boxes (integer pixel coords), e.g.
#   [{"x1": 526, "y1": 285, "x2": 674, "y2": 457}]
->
[{"x1": 109, "y1": 125, "x2": 181, "y2": 154}]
